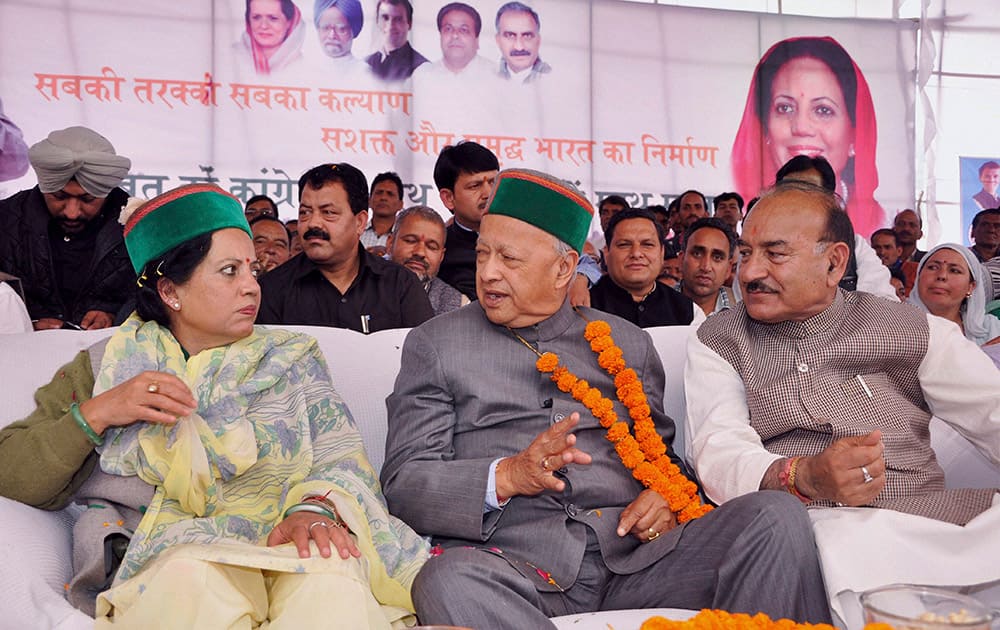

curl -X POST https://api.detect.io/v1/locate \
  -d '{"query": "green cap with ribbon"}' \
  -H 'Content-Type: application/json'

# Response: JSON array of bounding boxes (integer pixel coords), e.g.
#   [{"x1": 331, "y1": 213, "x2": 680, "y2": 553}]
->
[
  {"x1": 485, "y1": 169, "x2": 594, "y2": 254},
  {"x1": 122, "y1": 183, "x2": 251, "y2": 273}
]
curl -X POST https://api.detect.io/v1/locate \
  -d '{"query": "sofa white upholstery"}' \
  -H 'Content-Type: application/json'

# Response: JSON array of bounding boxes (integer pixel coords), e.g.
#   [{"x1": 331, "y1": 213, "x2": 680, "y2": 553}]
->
[{"x1": 0, "y1": 324, "x2": 995, "y2": 629}]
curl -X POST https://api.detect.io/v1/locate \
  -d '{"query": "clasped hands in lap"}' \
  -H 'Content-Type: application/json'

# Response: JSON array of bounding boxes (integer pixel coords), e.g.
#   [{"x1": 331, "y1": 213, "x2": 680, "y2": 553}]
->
[
  {"x1": 494, "y1": 413, "x2": 677, "y2": 544},
  {"x1": 87, "y1": 369, "x2": 362, "y2": 561}
]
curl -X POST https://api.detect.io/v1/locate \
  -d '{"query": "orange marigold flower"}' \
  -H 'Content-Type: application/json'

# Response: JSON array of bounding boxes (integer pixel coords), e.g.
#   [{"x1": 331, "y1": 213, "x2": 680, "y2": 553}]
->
[
  {"x1": 590, "y1": 335, "x2": 614, "y2": 352},
  {"x1": 614, "y1": 369, "x2": 638, "y2": 388},
  {"x1": 571, "y1": 379, "x2": 590, "y2": 400},
  {"x1": 581, "y1": 388, "x2": 603, "y2": 409},
  {"x1": 536, "y1": 352, "x2": 559, "y2": 373},
  {"x1": 592, "y1": 397, "x2": 614, "y2": 416},
  {"x1": 597, "y1": 412, "x2": 617, "y2": 428},
  {"x1": 628, "y1": 403, "x2": 652, "y2": 421},
  {"x1": 598, "y1": 347, "x2": 626, "y2": 374},
  {"x1": 555, "y1": 372, "x2": 578, "y2": 393},
  {"x1": 584, "y1": 320, "x2": 612, "y2": 340},
  {"x1": 639, "y1": 437, "x2": 667, "y2": 458},
  {"x1": 606, "y1": 422, "x2": 629, "y2": 442}
]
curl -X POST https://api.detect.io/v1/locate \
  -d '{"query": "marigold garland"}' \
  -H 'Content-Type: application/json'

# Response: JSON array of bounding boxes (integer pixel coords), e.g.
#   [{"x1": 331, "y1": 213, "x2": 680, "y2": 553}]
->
[
  {"x1": 639, "y1": 609, "x2": 892, "y2": 630},
  {"x1": 525, "y1": 319, "x2": 713, "y2": 523},
  {"x1": 639, "y1": 610, "x2": 865, "y2": 630}
]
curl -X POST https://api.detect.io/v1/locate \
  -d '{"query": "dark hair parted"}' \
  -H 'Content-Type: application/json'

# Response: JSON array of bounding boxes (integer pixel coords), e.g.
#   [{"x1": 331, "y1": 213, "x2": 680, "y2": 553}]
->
[
  {"x1": 757, "y1": 39, "x2": 858, "y2": 185},
  {"x1": 376, "y1": 0, "x2": 413, "y2": 25},
  {"x1": 297, "y1": 163, "x2": 369, "y2": 214},
  {"x1": 437, "y1": 3, "x2": 481, "y2": 36},
  {"x1": 371, "y1": 171, "x2": 404, "y2": 200},
  {"x1": 433, "y1": 141, "x2": 499, "y2": 191},
  {"x1": 756, "y1": 38, "x2": 857, "y2": 129},
  {"x1": 135, "y1": 232, "x2": 214, "y2": 328},
  {"x1": 604, "y1": 207, "x2": 666, "y2": 247},
  {"x1": 245, "y1": 0, "x2": 296, "y2": 25},
  {"x1": 683, "y1": 217, "x2": 738, "y2": 258},
  {"x1": 776, "y1": 155, "x2": 837, "y2": 192}
]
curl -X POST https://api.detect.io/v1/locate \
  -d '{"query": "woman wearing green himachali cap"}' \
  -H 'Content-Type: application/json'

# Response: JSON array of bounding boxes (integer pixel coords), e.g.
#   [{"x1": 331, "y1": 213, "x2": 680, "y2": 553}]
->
[{"x1": 0, "y1": 183, "x2": 427, "y2": 628}]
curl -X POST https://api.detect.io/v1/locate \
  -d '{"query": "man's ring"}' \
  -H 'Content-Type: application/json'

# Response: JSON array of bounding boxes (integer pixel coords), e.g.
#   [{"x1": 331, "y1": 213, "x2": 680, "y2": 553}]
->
[
  {"x1": 861, "y1": 466, "x2": 874, "y2": 484},
  {"x1": 308, "y1": 521, "x2": 328, "y2": 533},
  {"x1": 147, "y1": 382, "x2": 159, "y2": 394},
  {"x1": 647, "y1": 528, "x2": 660, "y2": 542},
  {"x1": 541, "y1": 457, "x2": 552, "y2": 472}
]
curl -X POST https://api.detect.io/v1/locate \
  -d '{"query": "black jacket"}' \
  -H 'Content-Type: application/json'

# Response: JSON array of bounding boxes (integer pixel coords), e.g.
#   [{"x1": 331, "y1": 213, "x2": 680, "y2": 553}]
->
[{"x1": 0, "y1": 186, "x2": 132, "y2": 323}]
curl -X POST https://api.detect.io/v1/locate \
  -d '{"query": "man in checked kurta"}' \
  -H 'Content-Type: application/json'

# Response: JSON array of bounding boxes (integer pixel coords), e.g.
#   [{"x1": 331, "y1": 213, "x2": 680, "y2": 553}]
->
[{"x1": 381, "y1": 168, "x2": 832, "y2": 629}]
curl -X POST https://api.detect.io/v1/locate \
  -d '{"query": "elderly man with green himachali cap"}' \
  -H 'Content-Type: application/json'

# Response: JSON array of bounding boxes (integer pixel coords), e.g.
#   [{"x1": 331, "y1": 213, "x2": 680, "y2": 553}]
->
[
  {"x1": 0, "y1": 125, "x2": 132, "y2": 330},
  {"x1": 381, "y1": 168, "x2": 833, "y2": 630}
]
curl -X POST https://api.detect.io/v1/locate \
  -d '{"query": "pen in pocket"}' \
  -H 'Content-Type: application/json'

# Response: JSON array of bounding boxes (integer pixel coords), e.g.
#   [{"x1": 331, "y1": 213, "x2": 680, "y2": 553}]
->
[{"x1": 855, "y1": 374, "x2": 874, "y2": 399}]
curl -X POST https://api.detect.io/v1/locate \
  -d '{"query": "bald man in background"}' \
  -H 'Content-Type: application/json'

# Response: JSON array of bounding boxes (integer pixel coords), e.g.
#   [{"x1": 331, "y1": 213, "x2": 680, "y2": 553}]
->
[{"x1": 0, "y1": 126, "x2": 132, "y2": 330}]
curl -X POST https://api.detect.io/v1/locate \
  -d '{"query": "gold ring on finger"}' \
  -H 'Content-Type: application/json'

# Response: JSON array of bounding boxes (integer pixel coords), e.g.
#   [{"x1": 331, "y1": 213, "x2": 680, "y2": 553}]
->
[
  {"x1": 647, "y1": 527, "x2": 660, "y2": 542},
  {"x1": 541, "y1": 456, "x2": 552, "y2": 472}
]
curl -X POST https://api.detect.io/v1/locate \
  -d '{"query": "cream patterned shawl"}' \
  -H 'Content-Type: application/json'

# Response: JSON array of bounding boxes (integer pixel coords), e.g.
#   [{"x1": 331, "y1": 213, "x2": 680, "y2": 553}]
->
[{"x1": 95, "y1": 316, "x2": 427, "y2": 609}]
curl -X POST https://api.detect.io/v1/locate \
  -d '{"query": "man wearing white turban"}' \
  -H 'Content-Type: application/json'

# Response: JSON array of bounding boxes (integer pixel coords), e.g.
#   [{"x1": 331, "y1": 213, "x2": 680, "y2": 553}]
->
[{"x1": 0, "y1": 126, "x2": 132, "y2": 330}]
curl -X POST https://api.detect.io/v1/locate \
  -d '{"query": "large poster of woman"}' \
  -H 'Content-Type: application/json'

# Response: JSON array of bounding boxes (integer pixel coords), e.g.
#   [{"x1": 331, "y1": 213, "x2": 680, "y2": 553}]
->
[{"x1": 731, "y1": 37, "x2": 884, "y2": 237}]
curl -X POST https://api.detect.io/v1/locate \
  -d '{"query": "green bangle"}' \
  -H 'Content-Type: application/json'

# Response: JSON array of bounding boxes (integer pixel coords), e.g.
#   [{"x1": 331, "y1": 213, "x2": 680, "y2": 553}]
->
[
  {"x1": 283, "y1": 503, "x2": 335, "y2": 520},
  {"x1": 70, "y1": 402, "x2": 103, "y2": 446}
]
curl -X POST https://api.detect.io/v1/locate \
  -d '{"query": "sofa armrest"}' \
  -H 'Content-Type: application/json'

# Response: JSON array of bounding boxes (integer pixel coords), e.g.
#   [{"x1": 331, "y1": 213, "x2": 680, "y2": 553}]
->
[{"x1": 0, "y1": 497, "x2": 92, "y2": 627}]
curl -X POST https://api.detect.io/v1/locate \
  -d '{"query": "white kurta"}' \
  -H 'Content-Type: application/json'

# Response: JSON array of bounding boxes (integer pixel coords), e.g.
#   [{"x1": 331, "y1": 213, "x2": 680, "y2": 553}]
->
[{"x1": 683, "y1": 311, "x2": 1000, "y2": 626}]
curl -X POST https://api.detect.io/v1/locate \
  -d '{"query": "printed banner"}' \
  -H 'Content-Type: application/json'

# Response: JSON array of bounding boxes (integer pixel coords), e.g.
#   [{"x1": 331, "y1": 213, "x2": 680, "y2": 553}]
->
[{"x1": 0, "y1": 1, "x2": 916, "y2": 237}]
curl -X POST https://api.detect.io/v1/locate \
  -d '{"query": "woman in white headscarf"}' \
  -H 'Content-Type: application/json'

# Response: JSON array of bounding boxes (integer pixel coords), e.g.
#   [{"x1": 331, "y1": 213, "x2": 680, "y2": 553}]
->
[{"x1": 909, "y1": 244, "x2": 1000, "y2": 362}]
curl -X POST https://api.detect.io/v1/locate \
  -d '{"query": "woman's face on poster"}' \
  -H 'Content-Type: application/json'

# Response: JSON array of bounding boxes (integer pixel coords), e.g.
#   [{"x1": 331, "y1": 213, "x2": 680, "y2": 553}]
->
[
  {"x1": 249, "y1": 0, "x2": 291, "y2": 50},
  {"x1": 766, "y1": 56, "x2": 855, "y2": 181}
]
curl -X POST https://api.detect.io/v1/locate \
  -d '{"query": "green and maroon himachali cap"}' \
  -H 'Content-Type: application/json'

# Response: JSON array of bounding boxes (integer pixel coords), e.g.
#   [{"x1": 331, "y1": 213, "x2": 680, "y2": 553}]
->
[
  {"x1": 122, "y1": 183, "x2": 252, "y2": 273},
  {"x1": 485, "y1": 169, "x2": 594, "y2": 254}
]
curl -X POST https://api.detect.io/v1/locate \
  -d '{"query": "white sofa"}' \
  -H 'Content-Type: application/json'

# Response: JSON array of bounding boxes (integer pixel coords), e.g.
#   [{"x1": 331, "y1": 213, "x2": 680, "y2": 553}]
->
[{"x1": 1, "y1": 325, "x2": 996, "y2": 629}]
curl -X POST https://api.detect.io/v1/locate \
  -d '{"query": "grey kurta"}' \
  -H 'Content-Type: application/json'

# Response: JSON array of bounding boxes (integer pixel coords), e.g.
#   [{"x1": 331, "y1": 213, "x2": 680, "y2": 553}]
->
[{"x1": 381, "y1": 301, "x2": 694, "y2": 589}]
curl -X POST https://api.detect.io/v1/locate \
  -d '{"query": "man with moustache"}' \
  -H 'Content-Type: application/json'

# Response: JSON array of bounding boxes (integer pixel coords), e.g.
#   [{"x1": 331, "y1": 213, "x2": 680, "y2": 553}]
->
[
  {"x1": 893, "y1": 208, "x2": 926, "y2": 263},
  {"x1": 590, "y1": 208, "x2": 696, "y2": 327},
  {"x1": 665, "y1": 190, "x2": 708, "y2": 253},
  {"x1": 495, "y1": 2, "x2": 550, "y2": 83},
  {"x1": 365, "y1": 0, "x2": 428, "y2": 81},
  {"x1": 250, "y1": 215, "x2": 291, "y2": 275},
  {"x1": 686, "y1": 179, "x2": 1000, "y2": 525},
  {"x1": 313, "y1": 0, "x2": 370, "y2": 79},
  {"x1": 685, "y1": 180, "x2": 1000, "y2": 616},
  {"x1": 361, "y1": 171, "x2": 404, "y2": 253},
  {"x1": 382, "y1": 169, "x2": 831, "y2": 630},
  {"x1": 969, "y1": 208, "x2": 1000, "y2": 262},
  {"x1": 387, "y1": 205, "x2": 468, "y2": 315},
  {"x1": 256, "y1": 163, "x2": 433, "y2": 333},
  {"x1": 678, "y1": 218, "x2": 737, "y2": 317},
  {"x1": 0, "y1": 126, "x2": 132, "y2": 330}
]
